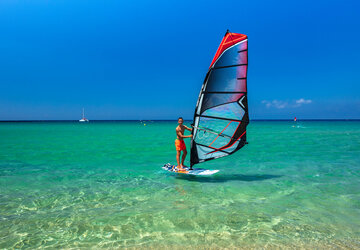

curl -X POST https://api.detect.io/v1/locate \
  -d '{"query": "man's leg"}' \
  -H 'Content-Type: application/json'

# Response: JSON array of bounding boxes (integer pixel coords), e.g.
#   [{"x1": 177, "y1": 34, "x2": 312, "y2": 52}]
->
[
  {"x1": 181, "y1": 149, "x2": 187, "y2": 167},
  {"x1": 176, "y1": 150, "x2": 182, "y2": 169}
]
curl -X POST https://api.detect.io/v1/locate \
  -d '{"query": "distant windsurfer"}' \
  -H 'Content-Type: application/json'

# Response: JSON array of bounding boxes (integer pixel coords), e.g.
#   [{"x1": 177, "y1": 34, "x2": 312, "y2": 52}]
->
[{"x1": 175, "y1": 117, "x2": 192, "y2": 170}]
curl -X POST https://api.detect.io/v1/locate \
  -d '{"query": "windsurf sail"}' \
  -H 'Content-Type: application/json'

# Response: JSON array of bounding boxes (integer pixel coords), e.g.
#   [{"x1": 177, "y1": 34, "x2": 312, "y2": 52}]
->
[{"x1": 190, "y1": 30, "x2": 249, "y2": 167}]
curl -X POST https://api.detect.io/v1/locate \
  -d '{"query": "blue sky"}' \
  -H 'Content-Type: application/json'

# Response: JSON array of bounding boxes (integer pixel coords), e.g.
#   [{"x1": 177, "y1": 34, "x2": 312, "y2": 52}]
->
[{"x1": 0, "y1": 0, "x2": 359, "y2": 120}]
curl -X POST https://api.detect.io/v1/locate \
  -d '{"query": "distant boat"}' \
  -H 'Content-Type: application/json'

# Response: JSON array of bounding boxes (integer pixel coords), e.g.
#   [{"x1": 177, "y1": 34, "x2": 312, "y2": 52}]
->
[{"x1": 79, "y1": 108, "x2": 89, "y2": 122}]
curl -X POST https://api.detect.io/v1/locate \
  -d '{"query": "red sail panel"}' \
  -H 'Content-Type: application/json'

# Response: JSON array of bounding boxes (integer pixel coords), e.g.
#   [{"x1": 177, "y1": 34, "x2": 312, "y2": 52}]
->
[{"x1": 209, "y1": 32, "x2": 247, "y2": 68}]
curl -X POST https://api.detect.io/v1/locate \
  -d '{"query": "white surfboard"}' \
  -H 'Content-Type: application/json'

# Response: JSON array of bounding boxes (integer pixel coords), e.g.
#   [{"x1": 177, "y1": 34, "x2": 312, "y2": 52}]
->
[{"x1": 162, "y1": 163, "x2": 219, "y2": 176}]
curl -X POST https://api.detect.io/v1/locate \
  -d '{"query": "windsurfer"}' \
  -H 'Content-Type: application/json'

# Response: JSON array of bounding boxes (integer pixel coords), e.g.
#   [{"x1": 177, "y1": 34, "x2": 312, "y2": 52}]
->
[{"x1": 175, "y1": 117, "x2": 192, "y2": 170}]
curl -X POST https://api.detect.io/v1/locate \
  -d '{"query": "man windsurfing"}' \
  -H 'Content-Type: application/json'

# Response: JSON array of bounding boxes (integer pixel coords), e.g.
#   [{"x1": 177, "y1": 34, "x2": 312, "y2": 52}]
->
[{"x1": 175, "y1": 117, "x2": 192, "y2": 170}]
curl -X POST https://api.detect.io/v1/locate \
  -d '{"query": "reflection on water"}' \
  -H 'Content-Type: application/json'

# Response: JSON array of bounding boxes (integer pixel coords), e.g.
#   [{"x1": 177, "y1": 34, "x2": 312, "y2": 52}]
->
[{"x1": 175, "y1": 173, "x2": 282, "y2": 182}]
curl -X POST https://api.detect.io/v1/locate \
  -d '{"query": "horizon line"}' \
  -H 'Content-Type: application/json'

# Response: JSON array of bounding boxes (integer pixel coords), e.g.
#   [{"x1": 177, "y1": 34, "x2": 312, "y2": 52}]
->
[{"x1": 1, "y1": 119, "x2": 360, "y2": 122}]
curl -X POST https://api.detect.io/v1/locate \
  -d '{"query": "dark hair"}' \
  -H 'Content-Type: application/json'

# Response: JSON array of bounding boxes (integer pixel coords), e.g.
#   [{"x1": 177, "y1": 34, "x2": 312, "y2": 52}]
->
[{"x1": 178, "y1": 117, "x2": 183, "y2": 121}]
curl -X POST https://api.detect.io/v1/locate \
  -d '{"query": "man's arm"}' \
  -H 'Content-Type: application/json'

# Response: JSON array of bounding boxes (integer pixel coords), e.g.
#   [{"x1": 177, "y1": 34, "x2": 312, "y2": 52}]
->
[
  {"x1": 184, "y1": 125, "x2": 193, "y2": 132},
  {"x1": 176, "y1": 129, "x2": 192, "y2": 139}
]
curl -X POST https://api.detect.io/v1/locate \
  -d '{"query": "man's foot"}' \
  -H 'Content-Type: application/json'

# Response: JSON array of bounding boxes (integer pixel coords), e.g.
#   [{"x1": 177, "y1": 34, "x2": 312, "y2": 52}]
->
[{"x1": 177, "y1": 166, "x2": 185, "y2": 171}]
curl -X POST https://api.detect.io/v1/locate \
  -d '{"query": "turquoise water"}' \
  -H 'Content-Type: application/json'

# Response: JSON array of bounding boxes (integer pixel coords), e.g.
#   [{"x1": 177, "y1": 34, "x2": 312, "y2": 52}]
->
[{"x1": 0, "y1": 121, "x2": 359, "y2": 248}]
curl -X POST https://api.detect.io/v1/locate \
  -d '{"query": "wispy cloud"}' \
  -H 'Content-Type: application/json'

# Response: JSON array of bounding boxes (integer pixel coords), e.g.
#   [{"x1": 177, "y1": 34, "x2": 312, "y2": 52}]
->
[
  {"x1": 262, "y1": 98, "x2": 312, "y2": 109},
  {"x1": 294, "y1": 98, "x2": 312, "y2": 107},
  {"x1": 261, "y1": 100, "x2": 288, "y2": 109}
]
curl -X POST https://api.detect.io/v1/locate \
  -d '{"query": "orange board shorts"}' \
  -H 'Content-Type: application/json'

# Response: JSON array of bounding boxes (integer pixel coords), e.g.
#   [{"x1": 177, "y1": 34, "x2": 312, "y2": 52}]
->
[{"x1": 175, "y1": 139, "x2": 186, "y2": 151}]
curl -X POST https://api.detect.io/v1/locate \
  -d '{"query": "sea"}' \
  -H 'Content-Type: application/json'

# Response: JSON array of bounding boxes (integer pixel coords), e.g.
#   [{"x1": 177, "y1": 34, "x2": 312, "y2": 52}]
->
[{"x1": 0, "y1": 120, "x2": 359, "y2": 248}]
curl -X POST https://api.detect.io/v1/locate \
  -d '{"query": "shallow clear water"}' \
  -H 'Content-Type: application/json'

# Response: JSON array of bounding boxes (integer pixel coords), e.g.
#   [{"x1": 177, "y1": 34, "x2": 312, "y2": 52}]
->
[{"x1": 0, "y1": 121, "x2": 359, "y2": 248}]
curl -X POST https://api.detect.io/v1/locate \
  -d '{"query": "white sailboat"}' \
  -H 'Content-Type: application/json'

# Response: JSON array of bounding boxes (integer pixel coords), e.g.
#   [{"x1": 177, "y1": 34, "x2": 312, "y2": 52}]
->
[{"x1": 79, "y1": 108, "x2": 89, "y2": 122}]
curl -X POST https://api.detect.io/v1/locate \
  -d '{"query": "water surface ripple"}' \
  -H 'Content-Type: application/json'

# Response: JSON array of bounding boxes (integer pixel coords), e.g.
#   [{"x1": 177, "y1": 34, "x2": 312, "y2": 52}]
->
[{"x1": 0, "y1": 121, "x2": 359, "y2": 248}]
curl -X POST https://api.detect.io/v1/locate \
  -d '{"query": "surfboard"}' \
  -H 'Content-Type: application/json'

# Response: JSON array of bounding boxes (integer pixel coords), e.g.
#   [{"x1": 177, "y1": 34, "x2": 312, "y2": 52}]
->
[{"x1": 162, "y1": 163, "x2": 219, "y2": 176}]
